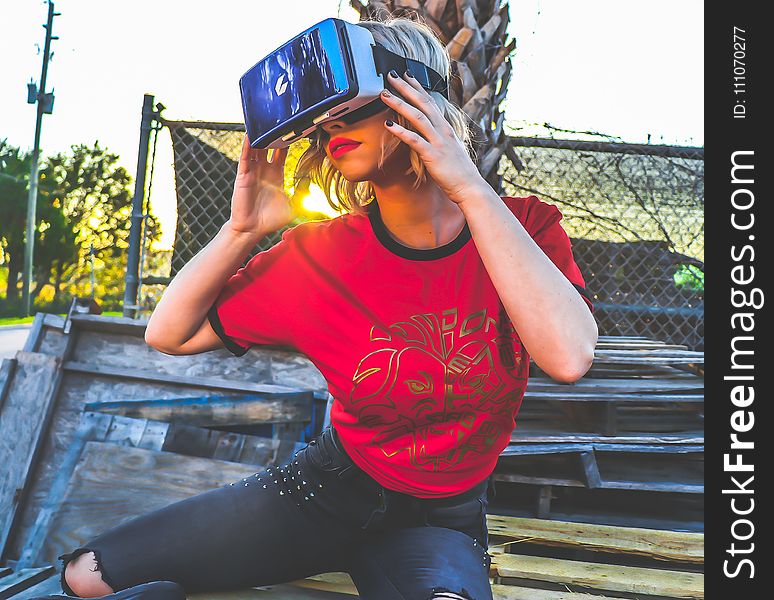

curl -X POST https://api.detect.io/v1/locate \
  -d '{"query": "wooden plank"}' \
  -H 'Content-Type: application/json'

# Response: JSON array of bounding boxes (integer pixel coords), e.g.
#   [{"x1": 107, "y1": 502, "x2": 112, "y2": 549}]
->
[
  {"x1": 18, "y1": 412, "x2": 305, "y2": 569},
  {"x1": 294, "y1": 572, "x2": 626, "y2": 599},
  {"x1": 600, "y1": 401, "x2": 617, "y2": 436},
  {"x1": 66, "y1": 328, "x2": 326, "y2": 394},
  {"x1": 1, "y1": 574, "x2": 60, "y2": 600},
  {"x1": 589, "y1": 444, "x2": 703, "y2": 454},
  {"x1": 486, "y1": 514, "x2": 703, "y2": 563},
  {"x1": 494, "y1": 473, "x2": 585, "y2": 488},
  {"x1": 595, "y1": 349, "x2": 704, "y2": 359},
  {"x1": 290, "y1": 572, "x2": 354, "y2": 596},
  {"x1": 0, "y1": 566, "x2": 57, "y2": 600},
  {"x1": 511, "y1": 431, "x2": 704, "y2": 444},
  {"x1": 600, "y1": 480, "x2": 703, "y2": 493},
  {"x1": 598, "y1": 336, "x2": 654, "y2": 342},
  {"x1": 67, "y1": 314, "x2": 292, "y2": 356},
  {"x1": 489, "y1": 585, "x2": 624, "y2": 600},
  {"x1": 5, "y1": 317, "x2": 325, "y2": 562},
  {"x1": 501, "y1": 443, "x2": 704, "y2": 456},
  {"x1": 63, "y1": 361, "x2": 301, "y2": 395},
  {"x1": 501, "y1": 444, "x2": 593, "y2": 456},
  {"x1": 0, "y1": 568, "x2": 11, "y2": 580},
  {"x1": 493, "y1": 472, "x2": 702, "y2": 494},
  {"x1": 595, "y1": 342, "x2": 688, "y2": 350},
  {"x1": 0, "y1": 352, "x2": 62, "y2": 559},
  {"x1": 578, "y1": 452, "x2": 601, "y2": 489},
  {"x1": 154, "y1": 418, "x2": 304, "y2": 462},
  {"x1": 591, "y1": 356, "x2": 704, "y2": 366},
  {"x1": 526, "y1": 377, "x2": 703, "y2": 394},
  {"x1": 35, "y1": 318, "x2": 70, "y2": 358},
  {"x1": 191, "y1": 583, "x2": 353, "y2": 600},
  {"x1": 42, "y1": 313, "x2": 67, "y2": 329},
  {"x1": 103, "y1": 413, "x2": 147, "y2": 446},
  {"x1": 0, "y1": 358, "x2": 17, "y2": 414},
  {"x1": 16, "y1": 412, "x2": 113, "y2": 569},
  {"x1": 492, "y1": 553, "x2": 704, "y2": 598},
  {"x1": 524, "y1": 392, "x2": 703, "y2": 403},
  {"x1": 40, "y1": 442, "x2": 259, "y2": 566},
  {"x1": 21, "y1": 313, "x2": 47, "y2": 353},
  {"x1": 84, "y1": 393, "x2": 314, "y2": 426},
  {"x1": 67, "y1": 313, "x2": 149, "y2": 336},
  {"x1": 200, "y1": 585, "x2": 355, "y2": 600},
  {"x1": 537, "y1": 486, "x2": 552, "y2": 518},
  {"x1": 597, "y1": 453, "x2": 703, "y2": 494}
]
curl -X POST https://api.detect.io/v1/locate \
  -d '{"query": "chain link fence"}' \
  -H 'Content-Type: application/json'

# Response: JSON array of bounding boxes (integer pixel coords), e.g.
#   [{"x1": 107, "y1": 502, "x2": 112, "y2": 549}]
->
[
  {"x1": 136, "y1": 119, "x2": 703, "y2": 350},
  {"x1": 501, "y1": 134, "x2": 703, "y2": 350}
]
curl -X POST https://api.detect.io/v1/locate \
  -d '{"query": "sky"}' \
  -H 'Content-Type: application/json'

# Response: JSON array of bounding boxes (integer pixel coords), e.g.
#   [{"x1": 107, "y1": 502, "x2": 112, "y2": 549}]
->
[{"x1": 1, "y1": 0, "x2": 703, "y2": 249}]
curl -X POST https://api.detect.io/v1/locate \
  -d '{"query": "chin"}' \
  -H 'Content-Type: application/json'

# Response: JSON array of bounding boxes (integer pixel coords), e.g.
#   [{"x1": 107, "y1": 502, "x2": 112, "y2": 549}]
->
[
  {"x1": 333, "y1": 158, "x2": 380, "y2": 183},
  {"x1": 335, "y1": 166, "x2": 374, "y2": 183}
]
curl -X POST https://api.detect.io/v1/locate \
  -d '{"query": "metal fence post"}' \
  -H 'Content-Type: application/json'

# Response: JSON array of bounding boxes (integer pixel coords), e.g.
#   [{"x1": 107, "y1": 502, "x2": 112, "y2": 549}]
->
[{"x1": 123, "y1": 94, "x2": 155, "y2": 318}]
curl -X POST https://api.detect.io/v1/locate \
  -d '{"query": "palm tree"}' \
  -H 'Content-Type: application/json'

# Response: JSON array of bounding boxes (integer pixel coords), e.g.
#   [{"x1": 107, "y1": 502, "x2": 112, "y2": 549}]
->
[{"x1": 349, "y1": 0, "x2": 514, "y2": 193}]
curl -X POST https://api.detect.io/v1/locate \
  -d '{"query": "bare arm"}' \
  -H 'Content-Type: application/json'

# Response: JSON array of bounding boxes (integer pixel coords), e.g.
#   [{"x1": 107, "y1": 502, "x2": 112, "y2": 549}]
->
[
  {"x1": 458, "y1": 186, "x2": 598, "y2": 382},
  {"x1": 373, "y1": 72, "x2": 596, "y2": 381},
  {"x1": 145, "y1": 136, "x2": 292, "y2": 355}
]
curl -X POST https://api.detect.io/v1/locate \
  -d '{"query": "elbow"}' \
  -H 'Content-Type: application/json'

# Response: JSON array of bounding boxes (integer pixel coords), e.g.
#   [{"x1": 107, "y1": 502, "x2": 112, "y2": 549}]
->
[
  {"x1": 551, "y1": 358, "x2": 592, "y2": 383},
  {"x1": 540, "y1": 318, "x2": 598, "y2": 383},
  {"x1": 550, "y1": 343, "x2": 596, "y2": 383},
  {"x1": 144, "y1": 320, "x2": 182, "y2": 356}
]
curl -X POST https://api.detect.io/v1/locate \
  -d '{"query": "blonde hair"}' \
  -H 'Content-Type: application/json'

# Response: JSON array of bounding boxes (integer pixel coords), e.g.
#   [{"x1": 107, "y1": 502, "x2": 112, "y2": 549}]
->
[{"x1": 294, "y1": 16, "x2": 474, "y2": 215}]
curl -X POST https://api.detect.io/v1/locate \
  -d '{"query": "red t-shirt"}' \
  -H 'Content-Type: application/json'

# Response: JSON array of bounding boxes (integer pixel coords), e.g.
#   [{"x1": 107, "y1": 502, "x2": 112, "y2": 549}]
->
[{"x1": 209, "y1": 195, "x2": 592, "y2": 497}]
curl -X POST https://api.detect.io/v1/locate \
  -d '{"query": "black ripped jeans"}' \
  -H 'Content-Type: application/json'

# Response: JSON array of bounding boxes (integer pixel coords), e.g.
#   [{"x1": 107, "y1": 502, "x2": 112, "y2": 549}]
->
[{"x1": 59, "y1": 425, "x2": 494, "y2": 600}]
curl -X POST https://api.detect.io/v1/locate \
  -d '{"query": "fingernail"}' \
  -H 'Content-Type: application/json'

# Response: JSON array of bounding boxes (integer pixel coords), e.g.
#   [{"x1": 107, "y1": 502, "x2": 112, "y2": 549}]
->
[
  {"x1": 388, "y1": 69, "x2": 398, "y2": 78},
  {"x1": 405, "y1": 70, "x2": 415, "y2": 79},
  {"x1": 385, "y1": 120, "x2": 394, "y2": 127},
  {"x1": 381, "y1": 89, "x2": 391, "y2": 97}
]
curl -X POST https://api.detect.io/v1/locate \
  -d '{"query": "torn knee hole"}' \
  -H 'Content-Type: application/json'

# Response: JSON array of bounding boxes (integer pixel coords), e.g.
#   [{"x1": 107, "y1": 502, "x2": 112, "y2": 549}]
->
[
  {"x1": 59, "y1": 548, "x2": 110, "y2": 596},
  {"x1": 429, "y1": 587, "x2": 474, "y2": 600}
]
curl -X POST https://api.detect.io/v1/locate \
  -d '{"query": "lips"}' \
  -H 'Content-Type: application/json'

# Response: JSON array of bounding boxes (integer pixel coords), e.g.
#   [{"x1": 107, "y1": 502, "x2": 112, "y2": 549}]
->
[{"x1": 329, "y1": 137, "x2": 361, "y2": 158}]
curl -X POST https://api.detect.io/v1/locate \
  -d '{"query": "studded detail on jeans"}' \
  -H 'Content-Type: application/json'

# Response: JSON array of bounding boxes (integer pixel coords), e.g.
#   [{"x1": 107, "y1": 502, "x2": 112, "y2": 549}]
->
[{"x1": 224, "y1": 430, "x2": 339, "y2": 513}]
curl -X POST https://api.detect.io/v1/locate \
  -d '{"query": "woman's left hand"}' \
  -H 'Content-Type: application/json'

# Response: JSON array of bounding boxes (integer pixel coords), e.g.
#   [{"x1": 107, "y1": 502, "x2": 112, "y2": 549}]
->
[{"x1": 379, "y1": 70, "x2": 488, "y2": 204}]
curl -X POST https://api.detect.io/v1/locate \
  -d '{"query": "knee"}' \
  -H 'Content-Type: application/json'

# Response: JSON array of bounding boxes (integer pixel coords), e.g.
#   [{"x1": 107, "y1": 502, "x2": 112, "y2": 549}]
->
[{"x1": 64, "y1": 551, "x2": 115, "y2": 597}]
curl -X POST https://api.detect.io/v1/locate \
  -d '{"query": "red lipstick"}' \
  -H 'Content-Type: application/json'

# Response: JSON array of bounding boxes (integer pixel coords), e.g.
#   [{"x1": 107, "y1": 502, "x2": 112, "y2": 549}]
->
[{"x1": 329, "y1": 137, "x2": 361, "y2": 159}]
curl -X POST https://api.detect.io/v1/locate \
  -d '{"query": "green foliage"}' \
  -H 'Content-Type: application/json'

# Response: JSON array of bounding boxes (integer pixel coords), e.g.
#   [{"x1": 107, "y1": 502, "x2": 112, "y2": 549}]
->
[
  {"x1": 0, "y1": 139, "x2": 158, "y2": 314},
  {"x1": 673, "y1": 263, "x2": 704, "y2": 292}
]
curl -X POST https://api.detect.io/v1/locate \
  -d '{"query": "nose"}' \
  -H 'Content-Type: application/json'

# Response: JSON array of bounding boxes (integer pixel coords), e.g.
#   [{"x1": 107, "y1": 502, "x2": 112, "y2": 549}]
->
[{"x1": 319, "y1": 118, "x2": 348, "y2": 135}]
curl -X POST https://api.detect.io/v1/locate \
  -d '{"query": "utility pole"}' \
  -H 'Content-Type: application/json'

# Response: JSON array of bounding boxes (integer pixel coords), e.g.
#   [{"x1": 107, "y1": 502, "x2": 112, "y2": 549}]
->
[{"x1": 22, "y1": 1, "x2": 59, "y2": 316}]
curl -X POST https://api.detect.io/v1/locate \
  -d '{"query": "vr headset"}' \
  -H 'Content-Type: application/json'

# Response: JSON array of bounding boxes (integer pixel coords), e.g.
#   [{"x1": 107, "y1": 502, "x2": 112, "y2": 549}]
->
[{"x1": 239, "y1": 18, "x2": 449, "y2": 149}]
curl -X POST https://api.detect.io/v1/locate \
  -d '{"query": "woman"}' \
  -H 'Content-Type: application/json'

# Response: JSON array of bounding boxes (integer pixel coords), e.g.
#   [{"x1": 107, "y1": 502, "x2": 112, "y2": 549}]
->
[{"x1": 54, "y1": 16, "x2": 597, "y2": 600}]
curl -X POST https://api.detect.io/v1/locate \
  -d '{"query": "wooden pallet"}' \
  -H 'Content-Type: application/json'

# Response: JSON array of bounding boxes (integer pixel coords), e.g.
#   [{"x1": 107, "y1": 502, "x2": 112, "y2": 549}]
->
[
  {"x1": 0, "y1": 514, "x2": 704, "y2": 600},
  {"x1": 2, "y1": 316, "x2": 704, "y2": 571},
  {"x1": 14, "y1": 411, "x2": 304, "y2": 570},
  {"x1": 0, "y1": 313, "x2": 327, "y2": 569}
]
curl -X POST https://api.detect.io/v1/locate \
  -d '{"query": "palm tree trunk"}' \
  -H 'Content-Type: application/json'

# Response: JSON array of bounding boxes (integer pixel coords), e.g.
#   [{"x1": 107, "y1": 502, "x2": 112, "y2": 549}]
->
[{"x1": 350, "y1": 0, "x2": 514, "y2": 193}]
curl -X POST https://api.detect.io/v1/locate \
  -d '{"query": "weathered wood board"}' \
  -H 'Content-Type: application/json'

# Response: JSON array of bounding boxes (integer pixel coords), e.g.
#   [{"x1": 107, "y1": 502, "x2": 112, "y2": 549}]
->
[
  {"x1": 485, "y1": 514, "x2": 703, "y2": 564},
  {"x1": 295, "y1": 572, "x2": 628, "y2": 599},
  {"x1": 84, "y1": 393, "x2": 313, "y2": 426},
  {"x1": 40, "y1": 442, "x2": 259, "y2": 566},
  {"x1": 0, "y1": 353, "x2": 61, "y2": 558},
  {"x1": 16, "y1": 412, "x2": 305, "y2": 569},
  {"x1": 0, "y1": 566, "x2": 56, "y2": 600},
  {"x1": 5, "y1": 314, "x2": 327, "y2": 563},
  {"x1": 491, "y1": 552, "x2": 703, "y2": 598}
]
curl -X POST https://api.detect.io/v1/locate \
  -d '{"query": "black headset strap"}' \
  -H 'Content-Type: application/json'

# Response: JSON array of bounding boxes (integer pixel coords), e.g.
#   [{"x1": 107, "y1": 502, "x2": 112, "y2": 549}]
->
[{"x1": 371, "y1": 43, "x2": 449, "y2": 99}]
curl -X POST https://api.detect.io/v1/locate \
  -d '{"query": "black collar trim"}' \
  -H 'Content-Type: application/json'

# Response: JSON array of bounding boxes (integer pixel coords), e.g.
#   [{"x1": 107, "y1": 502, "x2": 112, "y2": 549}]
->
[{"x1": 366, "y1": 200, "x2": 471, "y2": 261}]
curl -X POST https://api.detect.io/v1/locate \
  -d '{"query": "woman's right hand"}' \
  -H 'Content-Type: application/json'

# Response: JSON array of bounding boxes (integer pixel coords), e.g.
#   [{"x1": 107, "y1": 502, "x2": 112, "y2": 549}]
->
[{"x1": 228, "y1": 134, "x2": 293, "y2": 239}]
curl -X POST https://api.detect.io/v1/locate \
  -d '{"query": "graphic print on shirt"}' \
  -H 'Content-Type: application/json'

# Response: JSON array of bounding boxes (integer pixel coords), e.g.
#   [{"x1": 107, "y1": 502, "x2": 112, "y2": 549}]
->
[{"x1": 349, "y1": 305, "x2": 528, "y2": 473}]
